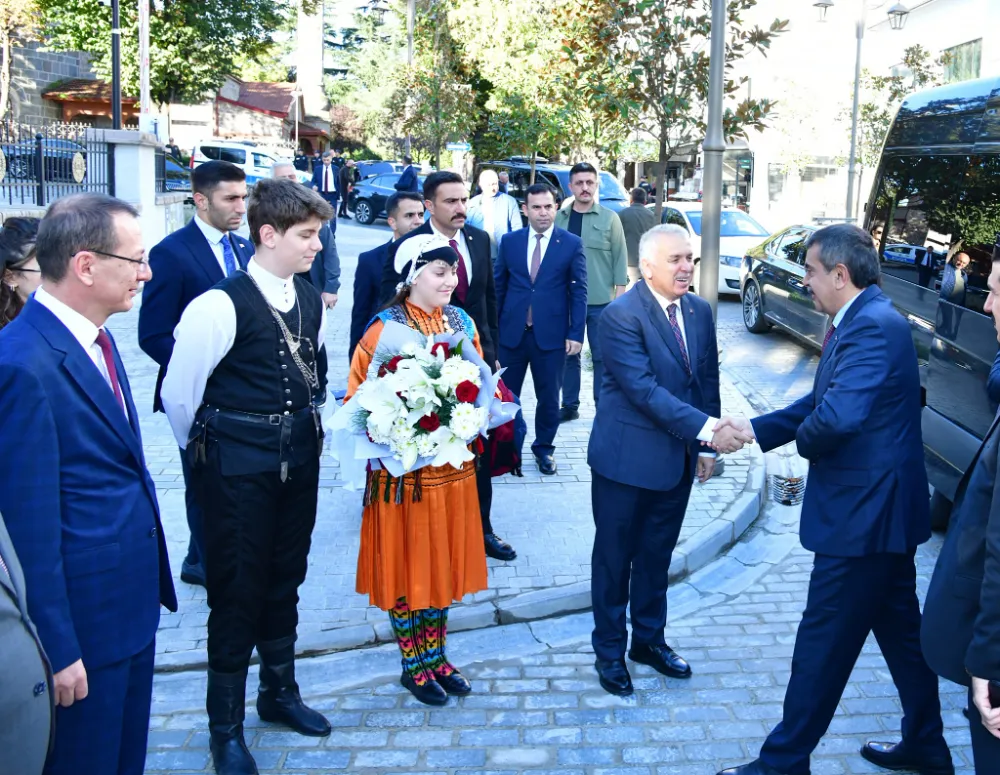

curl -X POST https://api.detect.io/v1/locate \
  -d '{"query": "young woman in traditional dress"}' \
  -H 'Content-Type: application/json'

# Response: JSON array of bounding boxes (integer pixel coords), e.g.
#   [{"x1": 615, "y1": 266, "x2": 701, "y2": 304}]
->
[{"x1": 346, "y1": 234, "x2": 489, "y2": 705}]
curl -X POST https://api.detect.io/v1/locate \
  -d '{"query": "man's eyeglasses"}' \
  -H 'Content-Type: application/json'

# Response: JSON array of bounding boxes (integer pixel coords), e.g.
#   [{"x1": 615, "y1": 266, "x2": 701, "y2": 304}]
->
[{"x1": 88, "y1": 249, "x2": 150, "y2": 267}]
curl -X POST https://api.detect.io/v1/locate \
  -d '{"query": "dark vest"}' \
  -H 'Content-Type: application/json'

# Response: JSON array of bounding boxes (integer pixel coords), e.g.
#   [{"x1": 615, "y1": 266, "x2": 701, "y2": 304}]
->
[{"x1": 199, "y1": 271, "x2": 324, "y2": 475}]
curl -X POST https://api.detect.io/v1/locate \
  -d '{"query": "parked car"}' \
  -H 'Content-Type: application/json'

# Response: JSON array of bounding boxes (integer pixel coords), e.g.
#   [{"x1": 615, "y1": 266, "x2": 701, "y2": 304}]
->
[
  {"x1": 164, "y1": 154, "x2": 191, "y2": 193},
  {"x1": 356, "y1": 160, "x2": 404, "y2": 179},
  {"x1": 2, "y1": 138, "x2": 88, "y2": 182},
  {"x1": 190, "y1": 140, "x2": 275, "y2": 185},
  {"x1": 473, "y1": 157, "x2": 630, "y2": 214},
  {"x1": 348, "y1": 171, "x2": 427, "y2": 225},
  {"x1": 650, "y1": 201, "x2": 770, "y2": 296}
]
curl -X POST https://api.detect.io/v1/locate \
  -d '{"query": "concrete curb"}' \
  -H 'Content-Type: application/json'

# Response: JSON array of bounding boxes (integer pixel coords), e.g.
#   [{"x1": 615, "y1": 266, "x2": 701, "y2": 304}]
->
[{"x1": 154, "y1": 376, "x2": 768, "y2": 674}]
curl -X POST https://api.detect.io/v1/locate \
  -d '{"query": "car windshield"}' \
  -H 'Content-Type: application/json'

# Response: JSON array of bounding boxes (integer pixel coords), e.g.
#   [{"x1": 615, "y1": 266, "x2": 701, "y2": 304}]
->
[
  {"x1": 686, "y1": 210, "x2": 769, "y2": 238},
  {"x1": 599, "y1": 172, "x2": 628, "y2": 200}
]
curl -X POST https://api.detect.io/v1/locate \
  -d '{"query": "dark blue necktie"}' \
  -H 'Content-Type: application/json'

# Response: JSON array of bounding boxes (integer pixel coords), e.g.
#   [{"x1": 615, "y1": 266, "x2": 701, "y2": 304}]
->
[
  {"x1": 221, "y1": 235, "x2": 237, "y2": 276},
  {"x1": 666, "y1": 304, "x2": 691, "y2": 375}
]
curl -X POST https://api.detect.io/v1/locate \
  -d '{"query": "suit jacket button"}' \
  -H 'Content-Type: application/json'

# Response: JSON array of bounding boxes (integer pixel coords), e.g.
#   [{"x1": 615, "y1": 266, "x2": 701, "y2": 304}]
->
[
  {"x1": 149, "y1": 527, "x2": 157, "y2": 537},
  {"x1": 33, "y1": 682, "x2": 45, "y2": 696}
]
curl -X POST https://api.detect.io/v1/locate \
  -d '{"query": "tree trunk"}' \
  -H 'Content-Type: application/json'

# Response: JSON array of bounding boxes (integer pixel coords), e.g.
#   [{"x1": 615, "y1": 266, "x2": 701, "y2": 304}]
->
[
  {"x1": 1, "y1": 30, "x2": 11, "y2": 119},
  {"x1": 530, "y1": 153, "x2": 536, "y2": 185},
  {"x1": 654, "y1": 132, "x2": 667, "y2": 221}
]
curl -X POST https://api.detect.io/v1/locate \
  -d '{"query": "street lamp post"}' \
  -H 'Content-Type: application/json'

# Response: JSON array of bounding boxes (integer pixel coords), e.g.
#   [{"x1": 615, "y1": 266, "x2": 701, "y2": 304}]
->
[
  {"x1": 111, "y1": 0, "x2": 122, "y2": 129},
  {"x1": 405, "y1": 0, "x2": 415, "y2": 156},
  {"x1": 699, "y1": 0, "x2": 727, "y2": 321}
]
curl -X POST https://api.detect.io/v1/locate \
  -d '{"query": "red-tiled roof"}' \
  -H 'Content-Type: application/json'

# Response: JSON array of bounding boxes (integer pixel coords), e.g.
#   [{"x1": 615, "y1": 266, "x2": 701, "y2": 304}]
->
[
  {"x1": 296, "y1": 121, "x2": 328, "y2": 138},
  {"x1": 42, "y1": 78, "x2": 137, "y2": 103},
  {"x1": 237, "y1": 82, "x2": 295, "y2": 116}
]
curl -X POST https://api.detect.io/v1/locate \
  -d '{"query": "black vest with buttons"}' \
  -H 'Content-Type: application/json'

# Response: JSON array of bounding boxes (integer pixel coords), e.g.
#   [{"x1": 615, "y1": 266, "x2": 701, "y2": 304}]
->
[{"x1": 199, "y1": 271, "x2": 324, "y2": 475}]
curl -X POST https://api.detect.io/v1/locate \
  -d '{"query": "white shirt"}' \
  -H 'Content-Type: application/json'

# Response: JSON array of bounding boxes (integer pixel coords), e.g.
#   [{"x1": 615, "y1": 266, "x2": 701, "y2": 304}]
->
[
  {"x1": 160, "y1": 259, "x2": 328, "y2": 447},
  {"x1": 831, "y1": 289, "x2": 863, "y2": 329},
  {"x1": 648, "y1": 287, "x2": 716, "y2": 453},
  {"x1": 527, "y1": 225, "x2": 554, "y2": 275},
  {"x1": 322, "y1": 164, "x2": 336, "y2": 194},
  {"x1": 193, "y1": 214, "x2": 237, "y2": 278},
  {"x1": 430, "y1": 220, "x2": 472, "y2": 282},
  {"x1": 33, "y1": 286, "x2": 128, "y2": 418}
]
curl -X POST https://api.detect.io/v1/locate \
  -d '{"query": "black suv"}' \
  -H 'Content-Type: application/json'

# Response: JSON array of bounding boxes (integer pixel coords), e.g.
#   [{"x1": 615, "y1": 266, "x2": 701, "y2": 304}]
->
[{"x1": 473, "y1": 158, "x2": 629, "y2": 213}]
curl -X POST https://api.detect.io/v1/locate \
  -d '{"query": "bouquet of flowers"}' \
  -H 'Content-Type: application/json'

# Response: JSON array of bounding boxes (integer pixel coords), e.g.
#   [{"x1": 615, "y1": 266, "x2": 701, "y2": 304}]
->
[{"x1": 327, "y1": 321, "x2": 520, "y2": 499}]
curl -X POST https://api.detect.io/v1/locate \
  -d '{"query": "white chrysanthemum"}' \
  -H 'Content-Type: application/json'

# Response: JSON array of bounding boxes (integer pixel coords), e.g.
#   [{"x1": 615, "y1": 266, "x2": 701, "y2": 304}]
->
[
  {"x1": 436, "y1": 357, "x2": 482, "y2": 393},
  {"x1": 416, "y1": 434, "x2": 438, "y2": 457},
  {"x1": 449, "y1": 403, "x2": 485, "y2": 441}
]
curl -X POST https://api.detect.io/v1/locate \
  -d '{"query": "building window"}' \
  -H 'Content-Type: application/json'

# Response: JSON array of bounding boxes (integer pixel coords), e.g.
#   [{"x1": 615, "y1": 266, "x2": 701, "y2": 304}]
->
[{"x1": 942, "y1": 39, "x2": 982, "y2": 84}]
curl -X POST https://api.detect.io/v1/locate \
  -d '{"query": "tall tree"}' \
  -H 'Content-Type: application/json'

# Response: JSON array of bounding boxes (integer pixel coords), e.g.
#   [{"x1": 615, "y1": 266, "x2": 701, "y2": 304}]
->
[
  {"x1": 0, "y1": 0, "x2": 37, "y2": 117},
  {"x1": 564, "y1": 0, "x2": 786, "y2": 217},
  {"x1": 37, "y1": 0, "x2": 314, "y2": 105}
]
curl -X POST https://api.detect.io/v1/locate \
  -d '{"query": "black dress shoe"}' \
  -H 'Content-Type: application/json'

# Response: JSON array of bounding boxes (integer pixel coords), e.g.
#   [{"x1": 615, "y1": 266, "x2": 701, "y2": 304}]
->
[
  {"x1": 400, "y1": 672, "x2": 449, "y2": 706},
  {"x1": 484, "y1": 533, "x2": 517, "y2": 561},
  {"x1": 595, "y1": 658, "x2": 633, "y2": 696},
  {"x1": 628, "y1": 643, "x2": 692, "y2": 678},
  {"x1": 534, "y1": 452, "x2": 558, "y2": 476},
  {"x1": 717, "y1": 760, "x2": 784, "y2": 775},
  {"x1": 435, "y1": 669, "x2": 472, "y2": 696},
  {"x1": 860, "y1": 741, "x2": 954, "y2": 775},
  {"x1": 559, "y1": 407, "x2": 580, "y2": 423},
  {"x1": 180, "y1": 560, "x2": 206, "y2": 588}
]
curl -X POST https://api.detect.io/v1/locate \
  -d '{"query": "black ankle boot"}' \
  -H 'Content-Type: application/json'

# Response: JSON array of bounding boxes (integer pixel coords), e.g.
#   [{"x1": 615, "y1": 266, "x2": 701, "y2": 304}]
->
[
  {"x1": 256, "y1": 638, "x2": 331, "y2": 737},
  {"x1": 207, "y1": 668, "x2": 258, "y2": 775}
]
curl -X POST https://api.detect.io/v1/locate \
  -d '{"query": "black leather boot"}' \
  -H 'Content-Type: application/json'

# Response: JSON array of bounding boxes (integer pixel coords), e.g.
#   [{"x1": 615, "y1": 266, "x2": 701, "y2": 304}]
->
[
  {"x1": 207, "y1": 668, "x2": 258, "y2": 775},
  {"x1": 256, "y1": 637, "x2": 331, "y2": 737}
]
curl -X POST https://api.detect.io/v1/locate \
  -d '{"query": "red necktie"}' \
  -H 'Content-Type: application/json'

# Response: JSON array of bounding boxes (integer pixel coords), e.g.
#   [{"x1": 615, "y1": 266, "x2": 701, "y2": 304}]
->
[
  {"x1": 95, "y1": 329, "x2": 125, "y2": 410},
  {"x1": 822, "y1": 324, "x2": 836, "y2": 351},
  {"x1": 450, "y1": 238, "x2": 469, "y2": 304},
  {"x1": 666, "y1": 304, "x2": 691, "y2": 375}
]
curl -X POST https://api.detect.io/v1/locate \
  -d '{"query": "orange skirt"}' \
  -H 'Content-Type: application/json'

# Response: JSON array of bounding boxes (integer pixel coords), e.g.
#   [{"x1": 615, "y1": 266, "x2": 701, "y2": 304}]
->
[{"x1": 356, "y1": 460, "x2": 488, "y2": 611}]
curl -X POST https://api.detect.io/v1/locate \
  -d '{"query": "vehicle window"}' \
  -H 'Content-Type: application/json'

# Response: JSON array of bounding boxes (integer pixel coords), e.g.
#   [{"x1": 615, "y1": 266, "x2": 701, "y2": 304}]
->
[
  {"x1": 687, "y1": 210, "x2": 770, "y2": 237},
  {"x1": 537, "y1": 171, "x2": 562, "y2": 201},
  {"x1": 663, "y1": 209, "x2": 688, "y2": 229},
  {"x1": 598, "y1": 171, "x2": 628, "y2": 200},
  {"x1": 253, "y1": 153, "x2": 273, "y2": 168},
  {"x1": 508, "y1": 169, "x2": 532, "y2": 199},
  {"x1": 869, "y1": 153, "x2": 1000, "y2": 313},
  {"x1": 770, "y1": 229, "x2": 804, "y2": 259},
  {"x1": 218, "y1": 147, "x2": 246, "y2": 165},
  {"x1": 200, "y1": 145, "x2": 221, "y2": 161}
]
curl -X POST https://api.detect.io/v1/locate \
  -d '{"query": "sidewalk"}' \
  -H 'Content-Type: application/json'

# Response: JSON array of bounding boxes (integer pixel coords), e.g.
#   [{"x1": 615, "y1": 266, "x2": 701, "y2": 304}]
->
[{"x1": 107, "y1": 221, "x2": 767, "y2": 672}]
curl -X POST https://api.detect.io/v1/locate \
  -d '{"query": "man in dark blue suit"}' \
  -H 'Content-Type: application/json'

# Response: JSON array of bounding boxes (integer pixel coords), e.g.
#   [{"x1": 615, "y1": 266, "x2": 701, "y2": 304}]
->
[
  {"x1": 0, "y1": 193, "x2": 177, "y2": 775},
  {"x1": 394, "y1": 155, "x2": 419, "y2": 193},
  {"x1": 495, "y1": 183, "x2": 587, "y2": 475},
  {"x1": 922, "y1": 241, "x2": 1000, "y2": 773},
  {"x1": 139, "y1": 160, "x2": 253, "y2": 588},
  {"x1": 588, "y1": 224, "x2": 726, "y2": 696},
  {"x1": 718, "y1": 224, "x2": 951, "y2": 775},
  {"x1": 350, "y1": 191, "x2": 425, "y2": 359},
  {"x1": 311, "y1": 150, "x2": 340, "y2": 235}
]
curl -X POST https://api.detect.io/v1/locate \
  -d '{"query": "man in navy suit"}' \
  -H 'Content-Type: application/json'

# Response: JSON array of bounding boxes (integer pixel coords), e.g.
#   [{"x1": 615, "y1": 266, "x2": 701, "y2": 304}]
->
[
  {"x1": 394, "y1": 155, "x2": 419, "y2": 193},
  {"x1": 0, "y1": 193, "x2": 177, "y2": 775},
  {"x1": 922, "y1": 240, "x2": 1000, "y2": 773},
  {"x1": 139, "y1": 160, "x2": 253, "y2": 588},
  {"x1": 588, "y1": 224, "x2": 727, "y2": 697},
  {"x1": 495, "y1": 183, "x2": 587, "y2": 475},
  {"x1": 311, "y1": 150, "x2": 340, "y2": 235},
  {"x1": 718, "y1": 224, "x2": 951, "y2": 775},
  {"x1": 350, "y1": 191, "x2": 424, "y2": 359}
]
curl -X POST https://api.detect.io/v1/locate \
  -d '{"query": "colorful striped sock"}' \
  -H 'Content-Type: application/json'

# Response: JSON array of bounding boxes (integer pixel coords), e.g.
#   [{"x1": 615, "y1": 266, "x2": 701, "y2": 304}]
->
[
  {"x1": 388, "y1": 597, "x2": 432, "y2": 686},
  {"x1": 421, "y1": 607, "x2": 456, "y2": 677}
]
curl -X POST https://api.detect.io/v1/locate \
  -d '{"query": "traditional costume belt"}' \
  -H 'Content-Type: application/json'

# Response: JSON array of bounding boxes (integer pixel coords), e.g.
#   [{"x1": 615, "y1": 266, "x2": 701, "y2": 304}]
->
[{"x1": 190, "y1": 404, "x2": 323, "y2": 481}]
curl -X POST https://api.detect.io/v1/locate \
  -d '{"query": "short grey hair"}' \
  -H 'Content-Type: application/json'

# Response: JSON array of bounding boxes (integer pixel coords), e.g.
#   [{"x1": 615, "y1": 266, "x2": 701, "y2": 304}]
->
[
  {"x1": 322, "y1": 150, "x2": 334, "y2": 159},
  {"x1": 805, "y1": 224, "x2": 880, "y2": 288},
  {"x1": 639, "y1": 224, "x2": 690, "y2": 263},
  {"x1": 271, "y1": 161, "x2": 295, "y2": 177},
  {"x1": 36, "y1": 193, "x2": 139, "y2": 282}
]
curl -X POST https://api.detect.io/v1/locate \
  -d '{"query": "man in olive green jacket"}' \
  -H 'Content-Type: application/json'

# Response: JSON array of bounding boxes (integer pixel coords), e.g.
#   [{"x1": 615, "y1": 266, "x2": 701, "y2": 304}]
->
[{"x1": 554, "y1": 162, "x2": 628, "y2": 421}]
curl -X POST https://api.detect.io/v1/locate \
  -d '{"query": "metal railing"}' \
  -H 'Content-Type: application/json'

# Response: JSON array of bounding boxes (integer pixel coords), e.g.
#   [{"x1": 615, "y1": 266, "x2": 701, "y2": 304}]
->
[
  {"x1": 154, "y1": 146, "x2": 166, "y2": 194},
  {"x1": 0, "y1": 119, "x2": 113, "y2": 208}
]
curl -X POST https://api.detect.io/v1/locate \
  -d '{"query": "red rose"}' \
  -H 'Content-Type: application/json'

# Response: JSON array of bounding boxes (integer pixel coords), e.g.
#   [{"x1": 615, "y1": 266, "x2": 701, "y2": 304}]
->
[
  {"x1": 418, "y1": 413, "x2": 441, "y2": 432},
  {"x1": 377, "y1": 364, "x2": 388, "y2": 378},
  {"x1": 431, "y1": 342, "x2": 450, "y2": 359},
  {"x1": 455, "y1": 380, "x2": 479, "y2": 403},
  {"x1": 385, "y1": 355, "x2": 404, "y2": 373}
]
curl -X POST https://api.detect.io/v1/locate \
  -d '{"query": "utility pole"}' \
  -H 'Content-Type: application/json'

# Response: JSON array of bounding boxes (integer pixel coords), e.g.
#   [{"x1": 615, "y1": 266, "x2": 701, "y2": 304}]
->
[
  {"x1": 699, "y1": 0, "x2": 727, "y2": 320},
  {"x1": 845, "y1": 0, "x2": 867, "y2": 221},
  {"x1": 405, "y1": 0, "x2": 415, "y2": 156},
  {"x1": 111, "y1": 0, "x2": 122, "y2": 129}
]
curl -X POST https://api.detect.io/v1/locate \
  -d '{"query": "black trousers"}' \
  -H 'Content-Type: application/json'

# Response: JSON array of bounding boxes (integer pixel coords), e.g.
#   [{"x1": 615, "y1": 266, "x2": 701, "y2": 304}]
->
[
  {"x1": 968, "y1": 686, "x2": 1000, "y2": 774},
  {"x1": 759, "y1": 552, "x2": 948, "y2": 775},
  {"x1": 195, "y1": 456, "x2": 320, "y2": 673},
  {"x1": 590, "y1": 466, "x2": 692, "y2": 661},
  {"x1": 477, "y1": 437, "x2": 494, "y2": 536}
]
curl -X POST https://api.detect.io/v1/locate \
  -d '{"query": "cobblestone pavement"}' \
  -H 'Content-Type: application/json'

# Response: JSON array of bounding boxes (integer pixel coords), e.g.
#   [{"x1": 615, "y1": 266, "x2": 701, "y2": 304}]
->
[{"x1": 108, "y1": 220, "x2": 759, "y2": 669}]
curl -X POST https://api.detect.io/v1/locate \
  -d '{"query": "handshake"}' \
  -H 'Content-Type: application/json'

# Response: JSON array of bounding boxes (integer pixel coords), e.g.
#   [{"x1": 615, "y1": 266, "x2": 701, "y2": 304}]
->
[{"x1": 704, "y1": 416, "x2": 755, "y2": 454}]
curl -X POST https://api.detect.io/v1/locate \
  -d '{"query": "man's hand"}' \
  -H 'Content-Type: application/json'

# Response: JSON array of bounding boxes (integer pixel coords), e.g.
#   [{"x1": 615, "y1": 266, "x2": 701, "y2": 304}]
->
[
  {"x1": 708, "y1": 416, "x2": 755, "y2": 453},
  {"x1": 321, "y1": 292, "x2": 338, "y2": 309},
  {"x1": 696, "y1": 455, "x2": 716, "y2": 483},
  {"x1": 566, "y1": 339, "x2": 583, "y2": 356},
  {"x1": 54, "y1": 659, "x2": 88, "y2": 708},
  {"x1": 971, "y1": 676, "x2": 1000, "y2": 739}
]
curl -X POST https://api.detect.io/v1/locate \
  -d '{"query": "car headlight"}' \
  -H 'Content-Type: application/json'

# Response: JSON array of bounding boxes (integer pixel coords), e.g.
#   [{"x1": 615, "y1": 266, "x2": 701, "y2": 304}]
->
[{"x1": 720, "y1": 255, "x2": 743, "y2": 267}]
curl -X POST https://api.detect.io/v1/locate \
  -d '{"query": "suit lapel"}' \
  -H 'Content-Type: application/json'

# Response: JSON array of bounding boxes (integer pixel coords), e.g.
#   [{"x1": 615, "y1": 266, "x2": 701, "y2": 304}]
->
[
  {"x1": 183, "y1": 219, "x2": 225, "y2": 286},
  {"x1": 534, "y1": 231, "x2": 560, "y2": 283},
  {"x1": 638, "y1": 282, "x2": 687, "y2": 374},
  {"x1": 228, "y1": 233, "x2": 252, "y2": 270},
  {"x1": 680, "y1": 294, "x2": 699, "y2": 370},
  {"x1": 815, "y1": 285, "x2": 882, "y2": 392}
]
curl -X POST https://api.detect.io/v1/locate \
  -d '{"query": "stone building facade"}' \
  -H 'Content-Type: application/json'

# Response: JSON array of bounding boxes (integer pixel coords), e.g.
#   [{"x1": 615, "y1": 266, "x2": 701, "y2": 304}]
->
[{"x1": 8, "y1": 41, "x2": 94, "y2": 123}]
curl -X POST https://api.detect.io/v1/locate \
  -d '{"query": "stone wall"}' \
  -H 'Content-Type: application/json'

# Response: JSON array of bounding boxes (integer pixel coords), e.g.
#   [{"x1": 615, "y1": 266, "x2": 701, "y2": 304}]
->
[{"x1": 9, "y1": 41, "x2": 94, "y2": 123}]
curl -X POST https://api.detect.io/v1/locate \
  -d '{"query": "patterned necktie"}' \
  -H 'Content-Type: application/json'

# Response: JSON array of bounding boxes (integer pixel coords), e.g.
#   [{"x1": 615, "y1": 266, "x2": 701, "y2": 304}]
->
[
  {"x1": 95, "y1": 329, "x2": 125, "y2": 410},
  {"x1": 450, "y1": 238, "x2": 469, "y2": 304},
  {"x1": 822, "y1": 324, "x2": 836, "y2": 351},
  {"x1": 221, "y1": 234, "x2": 237, "y2": 277},
  {"x1": 527, "y1": 233, "x2": 543, "y2": 326},
  {"x1": 666, "y1": 303, "x2": 691, "y2": 375}
]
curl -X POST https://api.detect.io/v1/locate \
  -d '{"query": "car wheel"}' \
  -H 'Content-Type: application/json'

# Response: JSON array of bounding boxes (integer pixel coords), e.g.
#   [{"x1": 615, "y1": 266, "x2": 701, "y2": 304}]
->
[
  {"x1": 355, "y1": 199, "x2": 375, "y2": 225},
  {"x1": 742, "y1": 280, "x2": 771, "y2": 333},
  {"x1": 929, "y1": 490, "x2": 952, "y2": 532}
]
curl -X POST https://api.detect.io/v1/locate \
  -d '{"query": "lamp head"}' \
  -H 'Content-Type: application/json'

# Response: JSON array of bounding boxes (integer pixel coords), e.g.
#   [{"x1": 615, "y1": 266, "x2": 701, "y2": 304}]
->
[{"x1": 887, "y1": 2, "x2": 910, "y2": 30}]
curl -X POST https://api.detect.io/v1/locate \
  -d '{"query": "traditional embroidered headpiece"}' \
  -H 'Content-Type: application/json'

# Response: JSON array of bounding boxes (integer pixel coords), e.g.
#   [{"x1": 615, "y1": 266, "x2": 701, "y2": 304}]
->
[{"x1": 393, "y1": 235, "x2": 458, "y2": 291}]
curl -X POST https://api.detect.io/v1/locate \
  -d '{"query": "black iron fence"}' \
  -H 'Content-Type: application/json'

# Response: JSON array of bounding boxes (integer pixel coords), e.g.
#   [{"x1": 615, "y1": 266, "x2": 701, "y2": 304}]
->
[
  {"x1": 154, "y1": 146, "x2": 166, "y2": 194},
  {"x1": 0, "y1": 119, "x2": 114, "y2": 208}
]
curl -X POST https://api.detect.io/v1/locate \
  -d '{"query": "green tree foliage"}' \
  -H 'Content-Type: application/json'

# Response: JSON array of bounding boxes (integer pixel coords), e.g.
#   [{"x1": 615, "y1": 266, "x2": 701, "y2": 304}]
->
[{"x1": 37, "y1": 0, "x2": 314, "y2": 104}]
